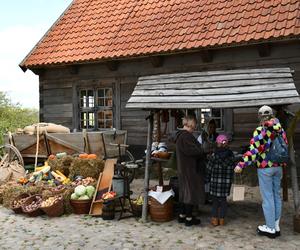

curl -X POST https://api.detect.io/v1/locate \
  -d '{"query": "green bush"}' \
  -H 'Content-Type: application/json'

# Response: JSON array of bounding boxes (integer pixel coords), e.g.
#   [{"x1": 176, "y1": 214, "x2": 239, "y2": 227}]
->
[{"x1": 0, "y1": 92, "x2": 38, "y2": 144}]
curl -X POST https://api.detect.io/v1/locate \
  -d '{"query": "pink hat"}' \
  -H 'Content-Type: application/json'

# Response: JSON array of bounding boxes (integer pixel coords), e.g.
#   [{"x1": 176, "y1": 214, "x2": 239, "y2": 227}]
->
[{"x1": 216, "y1": 134, "x2": 228, "y2": 144}]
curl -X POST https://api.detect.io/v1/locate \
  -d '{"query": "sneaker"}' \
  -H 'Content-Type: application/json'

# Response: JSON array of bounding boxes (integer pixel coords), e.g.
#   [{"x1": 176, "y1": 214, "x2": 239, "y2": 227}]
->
[
  {"x1": 178, "y1": 214, "x2": 186, "y2": 223},
  {"x1": 257, "y1": 225, "x2": 276, "y2": 239},
  {"x1": 185, "y1": 217, "x2": 201, "y2": 227},
  {"x1": 275, "y1": 219, "x2": 281, "y2": 237}
]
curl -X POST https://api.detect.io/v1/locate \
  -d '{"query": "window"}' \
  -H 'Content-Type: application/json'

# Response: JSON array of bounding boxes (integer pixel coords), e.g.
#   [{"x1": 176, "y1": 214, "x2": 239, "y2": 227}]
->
[
  {"x1": 199, "y1": 108, "x2": 224, "y2": 130},
  {"x1": 79, "y1": 87, "x2": 113, "y2": 130},
  {"x1": 178, "y1": 108, "x2": 224, "y2": 131}
]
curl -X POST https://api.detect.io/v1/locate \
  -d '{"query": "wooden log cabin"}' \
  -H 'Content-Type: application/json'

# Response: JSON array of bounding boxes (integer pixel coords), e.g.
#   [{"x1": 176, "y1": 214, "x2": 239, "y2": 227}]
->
[{"x1": 20, "y1": 0, "x2": 300, "y2": 155}]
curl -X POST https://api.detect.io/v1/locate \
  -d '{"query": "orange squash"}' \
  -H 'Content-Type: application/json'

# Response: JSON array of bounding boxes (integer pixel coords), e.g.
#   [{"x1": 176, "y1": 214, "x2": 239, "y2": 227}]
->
[
  {"x1": 79, "y1": 153, "x2": 88, "y2": 159},
  {"x1": 87, "y1": 154, "x2": 97, "y2": 159},
  {"x1": 48, "y1": 154, "x2": 56, "y2": 160}
]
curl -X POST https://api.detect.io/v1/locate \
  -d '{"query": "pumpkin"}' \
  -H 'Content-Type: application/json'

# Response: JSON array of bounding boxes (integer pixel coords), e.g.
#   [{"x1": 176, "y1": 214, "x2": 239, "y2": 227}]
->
[
  {"x1": 87, "y1": 154, "x2": 97, "y2": 159},
  {"x1": 79, "y1": 153, "x2": 88, "y2": 159},
  {"x1": 48, "y1": 154, "x2": 56, "y2": 160}
]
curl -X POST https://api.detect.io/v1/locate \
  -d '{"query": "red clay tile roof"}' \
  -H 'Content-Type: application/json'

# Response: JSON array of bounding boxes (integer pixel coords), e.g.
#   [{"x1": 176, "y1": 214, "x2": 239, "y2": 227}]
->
[{"x1": 21, "y1": 0, "x2": 300, "y2": 69}]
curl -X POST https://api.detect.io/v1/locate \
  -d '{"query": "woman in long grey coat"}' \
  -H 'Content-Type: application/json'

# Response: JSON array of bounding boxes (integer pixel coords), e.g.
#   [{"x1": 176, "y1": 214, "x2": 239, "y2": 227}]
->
[{"x1": 175, "y1": 115, "x2": 205, "y2": 226}]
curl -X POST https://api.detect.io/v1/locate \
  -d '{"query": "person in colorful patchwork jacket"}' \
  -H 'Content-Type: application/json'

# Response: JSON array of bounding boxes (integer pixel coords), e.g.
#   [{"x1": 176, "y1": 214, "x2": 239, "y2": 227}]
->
[{"x1": 235, "y1": 105, "x2": 288, "y2": 239}]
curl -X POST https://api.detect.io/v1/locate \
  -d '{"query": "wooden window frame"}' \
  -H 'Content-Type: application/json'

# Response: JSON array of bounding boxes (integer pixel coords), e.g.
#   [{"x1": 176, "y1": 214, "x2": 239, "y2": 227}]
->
[{"x1": 78, "y1": 87, "x2": 114, "y2": 130}]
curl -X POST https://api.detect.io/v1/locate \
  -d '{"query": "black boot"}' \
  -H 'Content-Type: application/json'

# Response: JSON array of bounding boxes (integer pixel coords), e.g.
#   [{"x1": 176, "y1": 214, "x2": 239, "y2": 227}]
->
[{"x1": 185, "y1": 217, "x2": 201, "y2": 226}]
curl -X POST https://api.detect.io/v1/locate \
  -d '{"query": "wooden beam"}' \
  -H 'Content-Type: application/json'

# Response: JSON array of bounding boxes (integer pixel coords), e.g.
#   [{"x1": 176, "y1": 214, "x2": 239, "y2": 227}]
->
[
  {"x1": 31, "y1": 68, "x2": 45, "y2": 76},
  {"x1": 69, "y1": 65, "x2": 79, "y2": 74},
  {"x1": 106, "y1": 61, "x2": 119, "y2": 71},
  {"x1": 150, "y1": 56, "x2": 164, "y2": 67},
  {"x1": 200, "y1": 50, "x2": 213, "y2": 63},
  {"x1": 257, "y1": 43, "x2": 271, "y2": 57}
]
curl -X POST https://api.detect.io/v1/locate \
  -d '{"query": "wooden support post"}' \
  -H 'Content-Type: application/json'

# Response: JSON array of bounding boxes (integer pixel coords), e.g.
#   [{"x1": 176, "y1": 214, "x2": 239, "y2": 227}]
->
[
  {"x1": 155, "y1": 111, "x2": 164, "y2": 186},
  {"x1": 142, "y1": 112, "x2": 154, "y2": 222},
  {"x1": 83, "y1": 129, "x2": 91, "y2": 154},
  {"x1": 43, "y1": 132, "x2": 52, "y2": 156},
  {"x1": 282, "y1": 166, "x2": 288, "y2": 201},
  {"x1": 287, "y1": 109, "x2": 300, "y2": 219}
]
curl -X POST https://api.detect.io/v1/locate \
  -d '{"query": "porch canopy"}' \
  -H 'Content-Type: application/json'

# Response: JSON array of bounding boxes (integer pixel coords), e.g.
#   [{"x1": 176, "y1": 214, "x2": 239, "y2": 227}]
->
[{"x1": 126, "y1": 68, "x2": 300, "y2": 109}]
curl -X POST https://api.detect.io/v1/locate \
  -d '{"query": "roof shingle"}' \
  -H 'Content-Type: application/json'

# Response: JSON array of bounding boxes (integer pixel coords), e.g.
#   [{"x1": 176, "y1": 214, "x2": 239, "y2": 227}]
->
[{"x1": 21, "y1": 0, "x2": 300, "y2": 69}]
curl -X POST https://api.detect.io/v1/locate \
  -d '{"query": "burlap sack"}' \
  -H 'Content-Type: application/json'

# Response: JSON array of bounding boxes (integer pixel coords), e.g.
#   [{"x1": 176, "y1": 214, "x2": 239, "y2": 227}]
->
[
  {"x1": 23, "y1": 123, "x2": 70, "y2": 134},
  {"x1": 9, "y1": 161, "x2": 25, "y2": 180},
  {"x1": 0, "y1": 163, "x2": 12, "y2": 184}
]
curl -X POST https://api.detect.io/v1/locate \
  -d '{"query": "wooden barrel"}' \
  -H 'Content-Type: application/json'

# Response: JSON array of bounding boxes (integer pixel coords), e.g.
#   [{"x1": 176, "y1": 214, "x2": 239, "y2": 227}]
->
[
  {"x1": 149, "y1": 197, "x2": 173, "y2": 222},
  {"x1": 102, "y1": 200, "x2": 115, "y2": 220}
]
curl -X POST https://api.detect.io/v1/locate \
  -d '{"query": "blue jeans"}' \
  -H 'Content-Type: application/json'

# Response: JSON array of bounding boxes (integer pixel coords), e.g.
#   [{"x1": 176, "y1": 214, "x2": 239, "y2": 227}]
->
[{"x1": 257, "y1": 167, "x2": 282, "y2": 230}]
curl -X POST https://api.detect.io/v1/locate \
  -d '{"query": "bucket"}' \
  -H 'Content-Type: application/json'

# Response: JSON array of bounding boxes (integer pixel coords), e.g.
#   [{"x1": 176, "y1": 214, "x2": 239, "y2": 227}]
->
[
  {"x1": 294, "y1": 215, "x2": 300, "y2": 233},
  {"x1": 112, "y1": 176, "x2": 125, "y2": 196},
  {"x1": 102, "y1": 200, "x2": 115, "y2": 220},
  {"x1": 70, "y1": 199, "x2": 92, "y2": 214}
]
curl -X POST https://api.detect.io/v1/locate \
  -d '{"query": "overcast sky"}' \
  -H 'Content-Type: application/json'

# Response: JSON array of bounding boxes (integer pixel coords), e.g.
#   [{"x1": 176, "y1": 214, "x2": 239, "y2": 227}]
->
[{"x1": 0, "y1": 0, "x2": 73, "y2": 109}]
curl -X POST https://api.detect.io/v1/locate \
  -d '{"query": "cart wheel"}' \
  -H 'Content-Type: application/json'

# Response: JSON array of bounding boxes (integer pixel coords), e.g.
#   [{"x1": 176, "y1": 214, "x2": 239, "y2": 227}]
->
[
  {"x1": 120, "y1": 150, "x2": 135, "y2": 183},
  {"x1": 0, "y1": 144, "x2": 24, "y2": 168}
]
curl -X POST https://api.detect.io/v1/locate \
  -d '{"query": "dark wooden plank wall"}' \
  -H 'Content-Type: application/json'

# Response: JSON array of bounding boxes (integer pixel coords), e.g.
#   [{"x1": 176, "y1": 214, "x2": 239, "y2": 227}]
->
[{"x1": 39, "y1": 41, "x2": 300, "y2": 147}]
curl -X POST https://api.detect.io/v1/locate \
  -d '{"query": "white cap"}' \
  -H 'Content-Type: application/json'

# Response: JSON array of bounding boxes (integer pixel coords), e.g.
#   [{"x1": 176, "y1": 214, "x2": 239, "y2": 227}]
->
[{"x1": 258, "y1": 105, "x2": 273, "y2": 116}]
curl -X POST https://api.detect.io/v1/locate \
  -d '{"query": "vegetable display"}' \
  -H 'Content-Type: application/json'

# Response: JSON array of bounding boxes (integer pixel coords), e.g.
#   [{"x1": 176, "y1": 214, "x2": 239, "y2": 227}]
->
[
  {"x1": 41, "y1": 196, "x2": 62, "y2": 208},
  {"x1": 12, "y1": 197, "x2": 28, "y2": 208},
  {"x1": 22, "y1": 196, "x2": 42, "y2": 212},
  {"x1": 71, "y1": 185, "x2": 95, "y2": 200}
]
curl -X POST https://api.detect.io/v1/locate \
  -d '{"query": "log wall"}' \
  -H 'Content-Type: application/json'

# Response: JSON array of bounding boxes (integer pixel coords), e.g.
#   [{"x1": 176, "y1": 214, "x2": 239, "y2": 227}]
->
[{"x1": 38, "y1": 41, "x2": 300, "y2": 147}]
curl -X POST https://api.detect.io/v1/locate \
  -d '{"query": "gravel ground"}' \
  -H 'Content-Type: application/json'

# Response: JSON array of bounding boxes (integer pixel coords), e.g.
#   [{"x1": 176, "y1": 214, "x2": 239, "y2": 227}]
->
[{"x1": 0, "y1": 180, "x2": 299, "y2": 250}]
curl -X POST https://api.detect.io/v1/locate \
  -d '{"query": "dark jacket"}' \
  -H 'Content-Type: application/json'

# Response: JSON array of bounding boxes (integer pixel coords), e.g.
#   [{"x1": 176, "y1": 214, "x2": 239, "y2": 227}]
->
[
  {"x1": 175, "y1": 130, "x2": 205, "y2": 205},
  {"x1": 207, "y1": 147, "x2": 235, "y2": 197}
]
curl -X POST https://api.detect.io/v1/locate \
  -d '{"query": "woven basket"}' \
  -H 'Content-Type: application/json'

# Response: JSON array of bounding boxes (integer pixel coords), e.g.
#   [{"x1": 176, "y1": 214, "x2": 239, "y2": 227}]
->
[
  {"x1": 49, "y1": 187, "x2": 67, "y2": 195},
  {"x1": 41, "y1": 196, "x2": 64, "y2": 217},
  {"x1": 70, "y1": 199, "x2": 92, "y2": 214},
  {"x1": 10, "y1": 193, "x2": 30, "y2": 214},
  {"x1": 21, "y1": 195, "x2": 44, "y2": 217}
]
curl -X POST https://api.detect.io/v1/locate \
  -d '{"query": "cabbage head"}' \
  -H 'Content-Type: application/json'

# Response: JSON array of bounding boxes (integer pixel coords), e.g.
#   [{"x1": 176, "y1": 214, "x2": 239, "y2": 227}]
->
[
  {"x1": 75, "y1": 185, "x2": 86, "y2": 196},
  {"x1": 71, "y1": 193, "x2": 79, "y2": 200},
  {"x1": 86, "y1": 186, "x2": 95, "y2": 198},
  {"x1": 78, "y1": 195, "x2": 90, "y2": 200}
]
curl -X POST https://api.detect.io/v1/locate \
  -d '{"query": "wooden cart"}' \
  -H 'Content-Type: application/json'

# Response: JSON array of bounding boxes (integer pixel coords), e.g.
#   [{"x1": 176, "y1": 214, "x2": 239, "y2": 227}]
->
[{"x1": 2, "y1": 130, "x2": 129, "y2": 166}]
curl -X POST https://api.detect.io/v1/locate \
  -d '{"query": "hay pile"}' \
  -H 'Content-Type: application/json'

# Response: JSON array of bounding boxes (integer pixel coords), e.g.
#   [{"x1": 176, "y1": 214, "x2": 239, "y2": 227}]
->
[
  {"x1": 2, "y1": 183, "x2": 45, "y2": 208},
  {"x1": 69, "y1": 158, "x2": 104, "y2": 179},
  {"x1": 0, "y1": 181, "x2": 21, "y2": 204},
  {"x1": 62, "y1": 187, "x2": 74, "y2": 214},
  {"x1": 49, "y1": 156, "x2": 104, "y2": 180},
  {"x1": 48, "y1": 155, "x2": 74, "y2": 176}
]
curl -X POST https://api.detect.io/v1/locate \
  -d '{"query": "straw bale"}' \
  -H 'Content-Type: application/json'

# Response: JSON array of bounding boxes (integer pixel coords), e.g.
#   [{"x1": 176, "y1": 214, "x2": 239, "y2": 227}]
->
[
  {"x1": 48, "y1": 155, "x2": 74, "y2": 176},
  {"x1": 0, "y1": 181, "x2": 21, "y2": 204},
  {"x1": 2, "y1": 182, "x2": 46, "y2": 208},
  {"x1": 69, "y1": 158, "x2": 104, "y2": 179},
  {"x1": 62, "y1": 187, "x2": 74, "y2": 214}
]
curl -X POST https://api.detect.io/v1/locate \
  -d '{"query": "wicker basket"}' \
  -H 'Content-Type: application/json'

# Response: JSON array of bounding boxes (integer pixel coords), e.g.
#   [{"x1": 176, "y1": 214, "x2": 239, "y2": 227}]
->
[
  {"x1": 11, "y1": 194, "x2": 30, "y2": 214},
  {"x1": 21, "y1": 195, "x2": 44, "y2": 217},
  {"x1": 41, "y1": 196, "x2": 64, "y2": 217},
  {"x1": 70, "y1": 199, "x2": 92, "y2": 214},
  {"x1": 49, "y1": 186, "x2": 67, "y2": 195}
]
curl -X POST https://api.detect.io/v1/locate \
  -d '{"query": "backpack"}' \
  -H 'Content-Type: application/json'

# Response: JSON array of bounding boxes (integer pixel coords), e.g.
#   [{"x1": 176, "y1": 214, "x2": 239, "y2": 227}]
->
[{"x1": 267, "y1": 134, "x2": 289, "y2": 163}]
